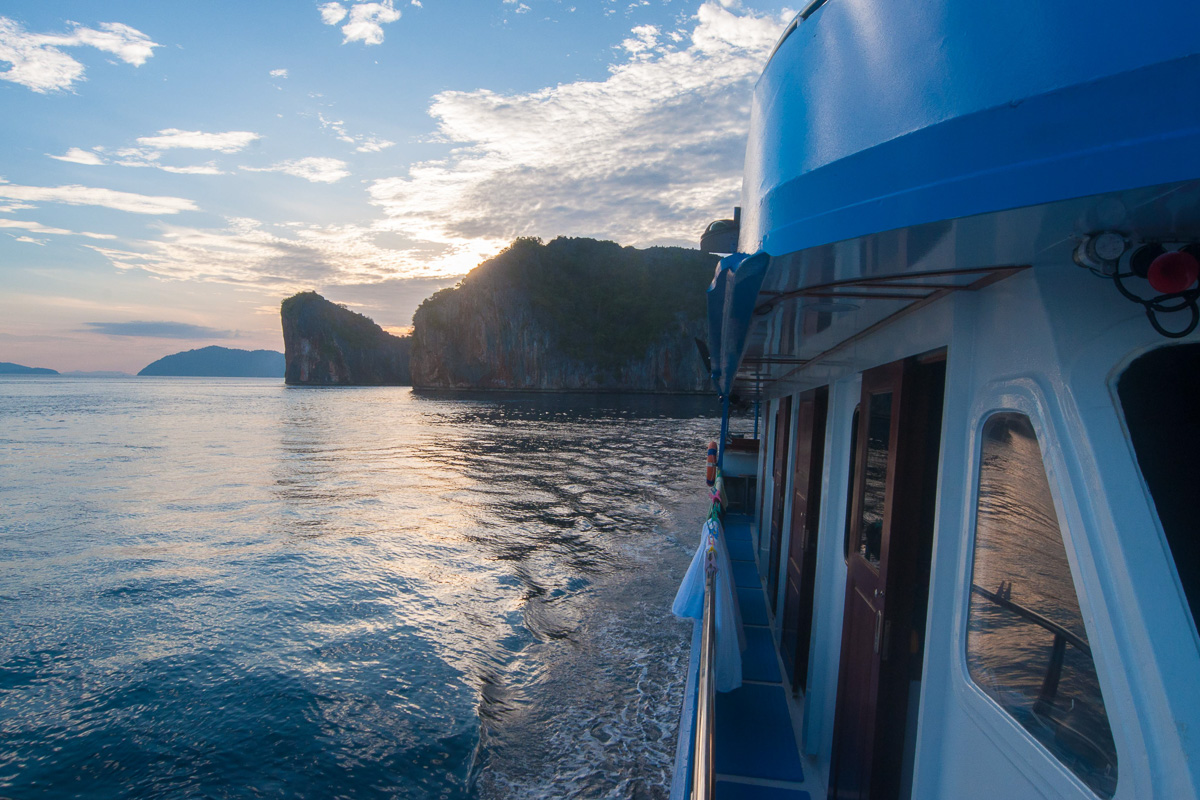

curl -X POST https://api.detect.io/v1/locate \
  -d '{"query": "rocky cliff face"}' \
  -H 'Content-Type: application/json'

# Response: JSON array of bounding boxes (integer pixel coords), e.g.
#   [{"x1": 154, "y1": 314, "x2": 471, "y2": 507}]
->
[
  {"x1": 281, "y1": 292, "x2": 411, "y2": 385},
  {"x1": 410, "y1": 237, "x2": 713, "y2": 393}
]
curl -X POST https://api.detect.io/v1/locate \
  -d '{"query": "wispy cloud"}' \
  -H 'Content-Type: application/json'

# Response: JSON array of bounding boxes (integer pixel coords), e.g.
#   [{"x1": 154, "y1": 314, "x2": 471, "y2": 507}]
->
[
  {"x1": 318, "y1": 113, "x2": 395, "y2": 153},
  {"x1": 368, "y1": 2, "x2": 785, "y2": 261},
  {"x1": 48, "y1": 147, "x2": 105, "y2": 166},
  {"x1": 0, "y1": 17, "x2": 158, "y2": 93},
  {"x1": 80, "y1": 3, "x2": 784, "y2": 287},
  {"x1": 0, "y1": 218, "x2": 117, "y2": 239},
  {"x1": 82, "y1": 321, "x2": 235, "y2": 339},
  {"x1": 0, "y1": 179, "x2": 197, "y2": 215},
  {"x1": 321, "y1": 1, "x2": 401, "y2": 45},
  {"x1": 240, "y1": 157, "x2": 350, "y2": 183},
  {"x1": 48, "y1": 128, "x2": 256, "y2": 175},
  {"x1": 270, "y1": 68, "x2": 288, "y2": 78},
  {"x1": 135, "y1": 129, "x2": 261, "y2": 153},
  {"x1": 86, "y1": 216, "x2": 468, "y2": 290}
]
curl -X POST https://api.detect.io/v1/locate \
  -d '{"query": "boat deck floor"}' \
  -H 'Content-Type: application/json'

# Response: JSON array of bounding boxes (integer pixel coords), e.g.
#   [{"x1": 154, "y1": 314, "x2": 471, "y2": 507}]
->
[{"x1": 714, "y1": 514, "x2": 822, "y2": 800}]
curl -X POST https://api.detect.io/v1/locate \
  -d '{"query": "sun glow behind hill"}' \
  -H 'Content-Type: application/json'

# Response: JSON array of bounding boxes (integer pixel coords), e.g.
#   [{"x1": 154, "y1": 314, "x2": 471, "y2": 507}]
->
[{"x1": 0, "y1": 1, "x2": 794, "y2": 373}]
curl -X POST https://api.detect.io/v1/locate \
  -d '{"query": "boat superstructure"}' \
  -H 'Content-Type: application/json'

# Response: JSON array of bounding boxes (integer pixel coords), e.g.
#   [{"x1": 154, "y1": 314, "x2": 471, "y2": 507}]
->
[{"x1": 672, "y1": 2, "x2": 1200, "y2": 799}]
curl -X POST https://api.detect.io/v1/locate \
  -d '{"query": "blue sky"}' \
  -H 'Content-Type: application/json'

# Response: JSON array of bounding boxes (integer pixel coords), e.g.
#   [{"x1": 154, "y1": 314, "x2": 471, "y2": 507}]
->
[{"x1": 1, "y1": 0, "x2": 792, "y2": 373}]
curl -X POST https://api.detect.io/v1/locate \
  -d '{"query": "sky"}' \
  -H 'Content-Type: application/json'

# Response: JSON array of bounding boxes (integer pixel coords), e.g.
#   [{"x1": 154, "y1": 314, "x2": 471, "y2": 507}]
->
[{"x1": 0, "y1": 0, "x2": 794, "y2": 373}]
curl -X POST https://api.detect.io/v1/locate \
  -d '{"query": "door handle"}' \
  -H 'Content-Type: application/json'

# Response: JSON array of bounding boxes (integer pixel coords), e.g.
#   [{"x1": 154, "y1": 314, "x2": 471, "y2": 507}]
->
[{"x1": 873, "y1": 609, "x2": 883, "y2": 654}]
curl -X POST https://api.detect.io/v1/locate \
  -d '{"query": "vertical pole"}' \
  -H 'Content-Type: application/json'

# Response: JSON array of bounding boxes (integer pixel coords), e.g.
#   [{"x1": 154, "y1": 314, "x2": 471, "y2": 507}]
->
[{"x1": 717, "y1": 394, "x2": 731, "y2": 469}]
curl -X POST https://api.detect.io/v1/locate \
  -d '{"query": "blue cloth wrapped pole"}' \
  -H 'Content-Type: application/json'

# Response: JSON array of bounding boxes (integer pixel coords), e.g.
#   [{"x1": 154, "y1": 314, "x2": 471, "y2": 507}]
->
[{"x1": 672, "y1": 518, "x2": 746, "y2": 692}]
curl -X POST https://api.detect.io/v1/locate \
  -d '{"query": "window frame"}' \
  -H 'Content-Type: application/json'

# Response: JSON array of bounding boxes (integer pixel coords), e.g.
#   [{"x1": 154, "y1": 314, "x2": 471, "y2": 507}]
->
[{"x1": 953, "y1": 382, "x2": 1126, "y2": 800}]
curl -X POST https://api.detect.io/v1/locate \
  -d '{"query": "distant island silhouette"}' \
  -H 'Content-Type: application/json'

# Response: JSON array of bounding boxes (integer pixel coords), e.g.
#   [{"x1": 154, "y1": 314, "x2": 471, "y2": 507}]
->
[
  {"x1": 0, "y1": 362, "x2": 58, "y2": 375},
  {"x1": 139, "y1": 346, "x2": 284, "y2": 377}
]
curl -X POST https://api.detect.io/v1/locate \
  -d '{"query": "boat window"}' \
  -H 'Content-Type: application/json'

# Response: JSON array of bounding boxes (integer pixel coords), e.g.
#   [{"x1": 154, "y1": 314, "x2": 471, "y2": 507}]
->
[
  {"x1": 1116, "y1": 343, "x2": 1200, "y2": 635},
  {"x1": 854, "y1": 392, "x2": 890, "y2": 567},
  {"x1": 966, "y1": 413, "x2": 1117, "y2": 798}
]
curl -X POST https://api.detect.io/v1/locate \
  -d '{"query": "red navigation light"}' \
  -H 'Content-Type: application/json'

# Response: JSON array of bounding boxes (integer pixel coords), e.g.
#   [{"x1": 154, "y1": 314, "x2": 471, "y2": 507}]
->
[{"x1": 1147, "y1": 250, "x2": 1200, "y2": 294}]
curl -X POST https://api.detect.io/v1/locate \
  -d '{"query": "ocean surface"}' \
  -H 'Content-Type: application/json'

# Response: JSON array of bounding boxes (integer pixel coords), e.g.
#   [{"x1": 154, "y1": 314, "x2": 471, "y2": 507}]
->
[{"x1": 0, "y1": 377, "x2": 720, "y2": 800}]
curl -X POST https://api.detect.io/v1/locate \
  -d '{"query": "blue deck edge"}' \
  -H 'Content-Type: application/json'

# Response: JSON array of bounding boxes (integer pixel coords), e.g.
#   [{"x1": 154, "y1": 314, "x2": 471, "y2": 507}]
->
[{"x1": 669, "y1": 619, "x2": 703, "y2": 800}]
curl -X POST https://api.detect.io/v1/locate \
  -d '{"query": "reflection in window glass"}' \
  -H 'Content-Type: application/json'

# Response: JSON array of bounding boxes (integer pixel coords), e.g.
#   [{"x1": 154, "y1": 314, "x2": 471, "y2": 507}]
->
[
  {"x1": 967, "y1": 413, "x2": 1117, "y2": 798},
  {"x1": 843, "y1": 405, "x2": 860, "y2": 562},
  {"x1": 856, "y1": 392, "x2": 890, "y2": 566}
]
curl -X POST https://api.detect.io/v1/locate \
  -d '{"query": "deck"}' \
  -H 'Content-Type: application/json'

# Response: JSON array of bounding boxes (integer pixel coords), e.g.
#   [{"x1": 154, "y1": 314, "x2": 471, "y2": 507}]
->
[{"x1": 714, "y1": 513, "x2": 814, "y2": 800}]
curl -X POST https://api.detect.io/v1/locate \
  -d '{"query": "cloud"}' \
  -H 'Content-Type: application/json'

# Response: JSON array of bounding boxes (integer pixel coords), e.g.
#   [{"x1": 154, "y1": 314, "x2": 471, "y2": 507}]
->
[
  {"x1": 84, "y1": 216, "x2": 477, "y2": 293},
  {"x1": 320, "y1": 3, "x2": 349, "y2": 25},
  {"x1": 80, "y1": 3, "x2": 784, "y2": 288},
  {"x1": 82, "y1": 321, "x2": 235, "y2": 339},
  {"x1": 240, "y1": 157, "x2": 350, "y2": 183},
  {"x1": 0, "y1": 218, "x2": 117, "y2": 239},
  {"x1": 135, "y1": 129, "x2": 261, "y2": 153},
  {"x1": 318, "y1": 113, "x2": 395, "y2": 152},
  {"x1": 322, "y1": 1, "x2": 401, "y2": 45},
  {"x1": 367, "y1": 2, "x2": 785, "y2": 262},
  {"x1": 0, "y1": 179, "x2": 197, "y2": 214},
  {"x1": 49, "y1": 147, "x2": 105, "y2": 165},
  {"x1": 13, "y1": 235, "x2": 45, "y2": 245},
  {"x1": 0, "y1": 17, "x2": 158, "y2": 93},
  {"x1": 158, "y1": 163, "x2": 224, "y2": 175},
  {"x1": 270, "y1": 68, "x2": 288, "y2": 78}
]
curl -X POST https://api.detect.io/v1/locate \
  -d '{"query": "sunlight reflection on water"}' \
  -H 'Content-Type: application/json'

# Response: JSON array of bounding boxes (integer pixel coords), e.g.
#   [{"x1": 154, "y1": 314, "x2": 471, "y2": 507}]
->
[{"x1": 0, "y1": 378, "x2": 717, "y2": 799}]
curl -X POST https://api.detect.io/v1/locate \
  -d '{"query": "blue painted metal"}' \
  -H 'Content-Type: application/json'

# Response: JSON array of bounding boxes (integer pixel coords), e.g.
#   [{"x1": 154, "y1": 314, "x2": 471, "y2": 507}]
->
[
  {"x1": 740, "y1": 0, "x2": 1200, "y2": 259},
  {"x1": 708, "y1": 253, "x2": 772, "y2": 465},
  {"x1": 715, "y1": 683, "x2": 805, "y2": 782}
]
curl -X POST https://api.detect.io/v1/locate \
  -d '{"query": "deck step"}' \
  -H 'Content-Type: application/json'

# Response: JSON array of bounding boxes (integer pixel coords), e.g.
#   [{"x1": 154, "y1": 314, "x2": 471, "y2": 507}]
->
[
  {"x1": 716, "y1": 781, "x2": 812, "y2": 800},
  {"x1": 723, "y1": 516, "x2": 755, "y2": 542},
  {"x1": 737, "y1": 587, "x2": 769, "y2": 626},
  {"x1": 732, "y1": 560, "x2": 761, "y2": 589},
  {"x1": 727, "y1": 537, "x2": 756, "y2": 562},
  {"x1": 742, "y1": 626, "x2": 782, "y2": 683},
  {"x1": 715, "y1": 683, "x2": 804, "y2": 783}
]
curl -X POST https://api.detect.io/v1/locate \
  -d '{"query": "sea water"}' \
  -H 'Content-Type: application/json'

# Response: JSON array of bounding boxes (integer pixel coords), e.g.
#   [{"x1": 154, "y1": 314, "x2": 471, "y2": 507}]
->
[{"x1": 0, "y1": 377, "x2": 718, "y2": 799}]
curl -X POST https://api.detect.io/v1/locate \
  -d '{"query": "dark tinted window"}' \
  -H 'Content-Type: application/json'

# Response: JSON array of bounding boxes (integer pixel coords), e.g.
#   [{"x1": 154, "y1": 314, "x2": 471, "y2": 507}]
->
[
  {"x1": 967, "y1": 413, "x2": 1117, "y2": 798},
  {"x1": 855, "y1": 392, "x2": 891, "y2": 566},
  {"x1": 1116, "y1": 343, "x2": 1200, "y2": 634}
]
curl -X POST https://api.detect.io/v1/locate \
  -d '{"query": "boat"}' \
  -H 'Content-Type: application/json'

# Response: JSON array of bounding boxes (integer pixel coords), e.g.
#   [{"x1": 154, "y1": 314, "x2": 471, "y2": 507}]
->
[{"x1": 670, "y1": 1, "x2": 1200, "y2": 798}]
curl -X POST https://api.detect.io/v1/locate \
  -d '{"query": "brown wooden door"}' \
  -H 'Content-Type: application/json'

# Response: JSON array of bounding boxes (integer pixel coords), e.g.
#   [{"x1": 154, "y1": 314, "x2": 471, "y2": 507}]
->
[
  {"x1": 767, "y1": 396, "x2": 792, "y2": 611},
  {"x1": 780, "y1": 387, "x2": 828, "y2": 693},
  {"x1": 828, "y1": 354, "x2": 944, "y2": 800}
]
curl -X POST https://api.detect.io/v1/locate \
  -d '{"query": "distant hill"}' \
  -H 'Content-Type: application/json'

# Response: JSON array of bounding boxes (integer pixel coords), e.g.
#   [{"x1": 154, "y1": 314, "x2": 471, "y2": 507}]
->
[
  {"x1": 280, "y1": 292, "x2": 411, "y2": 385},
  {"x1": 0, "y1": 362, "x2": 58, "y2": 375},
  {"x1": 138, "y1": 346, "x2": 284, "y2": 377}
]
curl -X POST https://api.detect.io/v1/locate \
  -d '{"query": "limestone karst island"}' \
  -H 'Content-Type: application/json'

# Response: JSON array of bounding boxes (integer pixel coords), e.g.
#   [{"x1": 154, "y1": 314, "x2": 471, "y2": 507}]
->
[{"x1": 282, "y1": 237, "x2": 716, "y2": 393}]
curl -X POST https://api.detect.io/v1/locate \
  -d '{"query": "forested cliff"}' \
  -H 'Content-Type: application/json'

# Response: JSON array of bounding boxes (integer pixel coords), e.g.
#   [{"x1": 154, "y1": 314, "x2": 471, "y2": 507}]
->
[
  {"x1": 281, "y1": 292, "x2": 411, "y2": 385},
  {"x1": 410, "y1": 237, "x2": 714, "y2": 392}
]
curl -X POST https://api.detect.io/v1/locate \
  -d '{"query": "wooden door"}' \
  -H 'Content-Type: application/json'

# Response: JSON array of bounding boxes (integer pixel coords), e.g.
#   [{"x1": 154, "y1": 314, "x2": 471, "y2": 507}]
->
[
  {"x1": 780, "y1": 387, "x2": 828, "y2": 693},
  {"x1": 828, "y1": 355, "x2": 944, "y2": 800},
  {"x1": 767, "y1": 396, "x2": 792, "y2": 611}
]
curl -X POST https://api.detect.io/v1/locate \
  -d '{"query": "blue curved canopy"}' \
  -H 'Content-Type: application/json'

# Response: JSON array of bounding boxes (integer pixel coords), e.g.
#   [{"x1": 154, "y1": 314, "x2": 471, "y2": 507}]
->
[
  {"x1": 739, "y1": 0, "x2": 1200, "y2": 257},
  {"x1": 707, "y1": 252, "x2": 770, "y2": 397}
]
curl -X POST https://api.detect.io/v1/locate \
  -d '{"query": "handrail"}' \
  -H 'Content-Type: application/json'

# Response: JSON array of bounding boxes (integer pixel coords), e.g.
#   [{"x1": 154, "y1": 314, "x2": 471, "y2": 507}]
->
[
  {"x1": 970, "y1": 583, "x2": 1091, "y2": 715},
  {"x1": 691, "y1": 553, "x2": 717, "y2": 800},
  {"x1": 969, "y1": 583, "x2": 1091, "y2": 656}
]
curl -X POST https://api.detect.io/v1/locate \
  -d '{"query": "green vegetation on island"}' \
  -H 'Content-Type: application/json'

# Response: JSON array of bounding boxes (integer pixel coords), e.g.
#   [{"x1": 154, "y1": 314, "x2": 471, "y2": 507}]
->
[
  {"x1": 411, "y1": 237, "x2": 716, "y2": 392},
  {"x1": 280, "y1": 292, "x2": 412, "y2": 385}
]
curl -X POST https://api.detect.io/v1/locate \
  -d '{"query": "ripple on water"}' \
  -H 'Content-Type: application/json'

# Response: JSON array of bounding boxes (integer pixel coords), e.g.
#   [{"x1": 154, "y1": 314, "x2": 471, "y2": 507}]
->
[{"x1": 0, "y1": 380, "x2": 720, "y2": 799}]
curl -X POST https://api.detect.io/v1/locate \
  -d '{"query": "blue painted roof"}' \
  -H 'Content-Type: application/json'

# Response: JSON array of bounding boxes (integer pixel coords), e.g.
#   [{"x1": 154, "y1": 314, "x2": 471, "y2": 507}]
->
[{"x1": 739, "y1": 0, "x2": 1200, "y2": 257}]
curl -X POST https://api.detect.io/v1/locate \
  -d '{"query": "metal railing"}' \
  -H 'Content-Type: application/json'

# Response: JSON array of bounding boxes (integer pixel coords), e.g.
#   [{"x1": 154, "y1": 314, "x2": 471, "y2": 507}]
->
[
  {"x1": 970, "y1": 582, "x2": 1091, "y2": 714},
  {"x1": 691, "y1": 551, "x2": 718, "y2": 800}
]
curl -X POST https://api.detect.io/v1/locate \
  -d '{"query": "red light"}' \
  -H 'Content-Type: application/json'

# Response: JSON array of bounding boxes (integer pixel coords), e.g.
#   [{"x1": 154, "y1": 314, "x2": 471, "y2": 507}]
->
[{"x1": 1147, "y1": 250, "x2": 1200, "y2": 294}]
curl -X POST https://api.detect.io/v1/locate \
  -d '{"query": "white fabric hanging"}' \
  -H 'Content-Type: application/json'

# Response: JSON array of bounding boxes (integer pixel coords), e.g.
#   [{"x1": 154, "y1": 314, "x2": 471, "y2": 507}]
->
[{"x1": 672, "y1": 517, "x2": 745, "y2": 692}]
